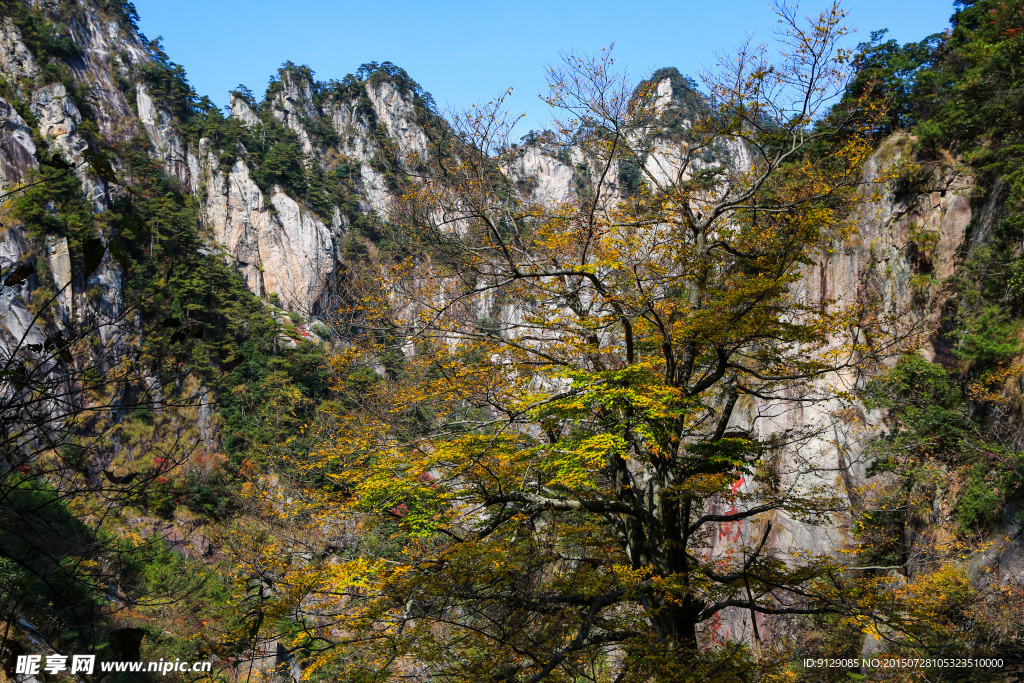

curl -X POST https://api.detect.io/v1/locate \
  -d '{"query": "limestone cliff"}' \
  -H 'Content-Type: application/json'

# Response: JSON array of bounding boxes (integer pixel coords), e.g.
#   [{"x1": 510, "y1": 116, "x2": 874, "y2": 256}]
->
[{"x1": 1, "y1": 6, "x2": 438, "y2": 317}]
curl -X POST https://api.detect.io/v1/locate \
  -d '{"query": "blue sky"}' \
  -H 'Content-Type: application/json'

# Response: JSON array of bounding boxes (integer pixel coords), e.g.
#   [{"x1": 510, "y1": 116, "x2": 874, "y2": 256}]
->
[{"x1": 132, "y1": 0, "x2": 955, "y2": 134}]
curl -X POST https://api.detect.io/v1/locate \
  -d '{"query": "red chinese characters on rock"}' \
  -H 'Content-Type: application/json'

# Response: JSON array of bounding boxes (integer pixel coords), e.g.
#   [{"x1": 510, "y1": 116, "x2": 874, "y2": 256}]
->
[{"x1": 717, "y1": 476, "x2": 746, "y2": 543}]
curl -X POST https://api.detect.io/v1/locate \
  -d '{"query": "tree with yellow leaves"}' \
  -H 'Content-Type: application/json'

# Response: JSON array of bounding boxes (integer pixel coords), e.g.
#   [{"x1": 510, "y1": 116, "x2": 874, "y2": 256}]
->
[{"x1": 242, "y1": 3, "x2": 907, "y2": 681}]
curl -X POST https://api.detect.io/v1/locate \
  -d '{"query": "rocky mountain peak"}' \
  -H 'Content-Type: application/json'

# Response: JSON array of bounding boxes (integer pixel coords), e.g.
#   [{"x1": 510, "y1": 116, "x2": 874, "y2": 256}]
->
[
  {"x1": 229, "y1": 91, "x2": 259, "y2": 127},
  {"x1": 267, "y1": 62, "x2": 317, "y2": 128}
]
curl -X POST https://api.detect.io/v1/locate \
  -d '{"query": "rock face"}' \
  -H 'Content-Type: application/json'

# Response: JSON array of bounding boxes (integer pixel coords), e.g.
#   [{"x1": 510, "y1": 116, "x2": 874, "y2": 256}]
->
[
  {"x1": 199, "y1": 150, "x2": 337, "y2": 311},
  {"x1": 30, "y1": 82, "x2": 90, "y2": 173},
  {"x1": 0, "y1": 5, "x2": 440, "y2": 316},
  {"x1": 201, "y1": 66, "x2": 437, "y2": 309},
  {"x1": 366, "y1": 79, "x2": 429, "y2": 160},
  {"x1": 698, "y1": 132, "x2": 983, "y2": 643},
  {"x1": 203, "y1": 157, "x2": 279, "y2": 300},
  {"x1": 0, "y1": 98, "x2": 36, "y2": 186},
  {"x1": 136, "y1": 83, "x2": 191, "y2": 184},
  {"x1": 512, "y1": 146, "x2": 579, "y2": 205},
  {"x1": 44, "y1": 235, "x2": 72, "y2": 317},
  {"x1": 0, "y1": 17, "x2": 34, "y2": 73},
  {"x1": 230, "y1": 93, "x2": 259, "y2": 127}
]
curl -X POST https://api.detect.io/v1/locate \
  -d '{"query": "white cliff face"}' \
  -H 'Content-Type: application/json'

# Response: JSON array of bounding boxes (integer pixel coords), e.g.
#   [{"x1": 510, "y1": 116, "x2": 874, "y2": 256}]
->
[
  {"x1": 204, "y1": 157, "x2": 273, "y2": 298},
  {"x1": 28, "y1": 81, "x2": 112, "y2": 212},
  {"x1": 0, "y1": 5, "x2": 136, "y2": 355},
  {"x1": 513, "y1": 147, "x2": 577, "y2": 206},
  {"x1": 266, "y1": 188, "x2": 336, "y2": 309},
  {"x1": 66, "y1": 7, "x2": 147, "y2": 140},
  {"x1": 136, "y1": 83, "x2": 189, "y2": 183},
  {"x1": 325, "y1": 100, "x2": 374, "y2": 161},
  {"x1": 507, "y1": 77, "x2": 722, "y2": 210},
  {"x1": 230, "y1": 93, "x2": 259, "y2": 128},
  {"x1": 3, "y1": 3, "x2": 145, "y2": 149},
  {"x1": 215, "y1": 66, "x2": 440, "y2": 266},
  {"x1": 203, "y1": 157, "x2": 336, "y2": 312},
  {"x1": 700, "y1": 132, "x2": 978, "y2": 643},
  {"x1": 0, "y1": 23, "x2": 44, "y2": 362},
  {"x1": 366, "y1": 80, "x2": 429, "y2": 161},
  {"x1": 0, "y1": 228, "x2": 36, "y2": 344},
  {"x1": 0, "y1": 17, "x2": 38, "y2": 78},
  {"x1": 356, "y1": 164, "x2": 390, "y2": 217},
  {"x1": 643, "y1": 138, "x2": 692, "y2": 188},
  {"x1": 273, "y1": 71, "x2": 318, "y2": 123},
  {"x1": 44, "y1": 235, "x2": 73, "y2": 318},
  {"x1": 30, "y1": 82, "x2": 84, "y2": 160},
  {"x1": 0, "y1": 99, "x2": 37, "y2": 188},
  {"x1": 654, "y1": 78, "x2": 674, "y2": 115},
  {"x1": 270, "y1": 71, "x2": 318, "y2": 156},
  {"x1": 785, "y1": 132, "x2": 971, "y2": 340}
]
